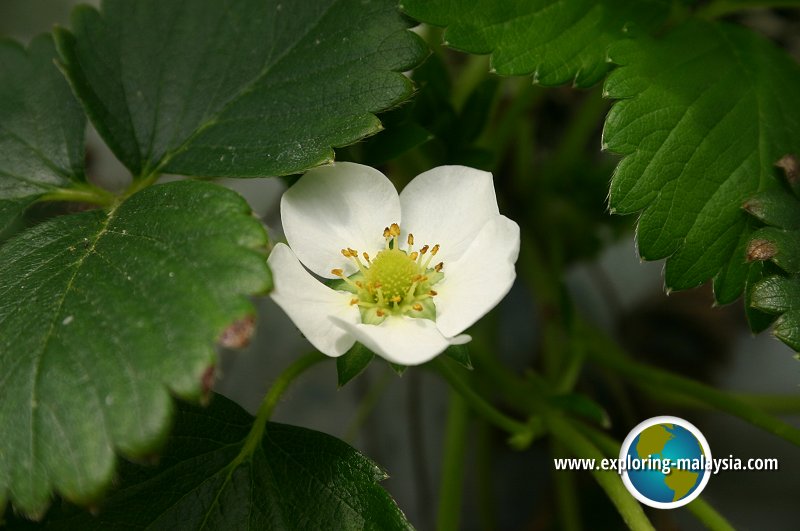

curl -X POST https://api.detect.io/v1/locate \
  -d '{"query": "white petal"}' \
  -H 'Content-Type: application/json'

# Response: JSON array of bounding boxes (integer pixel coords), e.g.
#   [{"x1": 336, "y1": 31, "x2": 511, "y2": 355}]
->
[
  {"x1": 400, "y1": 166, "x2": 499, "y2": 263},
  {"x1": 434, "y1": 215, "x2": 520, "y2": 337},
  {"x1": 268, "y1": 243, "x2": 359, "y2": 357},
  {"x1": 281, "y1": 162, "x2": 401, "y2": 278},
  {"x1": 330, "y1": 315, "x2": 452, "y2": 366}
]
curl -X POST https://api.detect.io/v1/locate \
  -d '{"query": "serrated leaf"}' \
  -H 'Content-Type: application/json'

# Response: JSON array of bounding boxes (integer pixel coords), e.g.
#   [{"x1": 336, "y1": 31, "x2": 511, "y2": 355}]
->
[
  {"x1": 337, "y1": 342, "x2": 375, "y2": 387},
  {"x1": 744, "y1": 189, "x2": 800, "y2": 230},
  {"x1": 744, "y1": 261, "x2": 778, "y2": 333},
  {"x1": 402, "y1": 0, "x2": 669, "y2": 87},
  {"x1": 54, "y1": 0, "x2": 426, "y2": 179},
  {"x1": 0, "y1": 35, "x2": 87, "y2": 230},
  {"x1": 0, "y1": 180, "x2": 270, "y2": 516},
  {"x1": 748, "y1": 227, "x2": 800, "y2": 274},
  {"x1": 27, "y1": 394, "x2": 412, "y2": 530},
  {"x1": 751, "y1": 275, "x2": 800, "y2": 351},
  {"x1": 604, "y1": 21, "x2": 800, "y2": 304}
]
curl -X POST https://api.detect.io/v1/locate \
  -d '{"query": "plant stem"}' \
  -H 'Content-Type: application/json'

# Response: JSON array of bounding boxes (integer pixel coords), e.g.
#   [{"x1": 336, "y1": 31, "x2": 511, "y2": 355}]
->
[
  {"x1": 698, "y1": 0, "x2": 800, "y2": 19},
  {"x1": 544, "y1": 411, "x2": 655, "y2": 531},
  {"x1": 578, "y1": 320, "x2": 800, "y2": 447},
  {"x1": 686, "y1": 498, "x2": 736, "y2": 531},
  {"x1": 436, "y1": 389, "x2": 470, "y2": 531},
  {"x1": 236, "y1": 351, "x2": 327, "y2": 464},
  {"x1": 551, "y1": 440, "x2": 583, "y2": 531},
  {"x1": 431, "y1": 356, "x2": 533, "y2": 443},
  {"x1": 575, "y1": 423, "x2": 736, "y2": 531},
  {"x1": 39, "y1": 184, "x2": 117, "y2": 207}
]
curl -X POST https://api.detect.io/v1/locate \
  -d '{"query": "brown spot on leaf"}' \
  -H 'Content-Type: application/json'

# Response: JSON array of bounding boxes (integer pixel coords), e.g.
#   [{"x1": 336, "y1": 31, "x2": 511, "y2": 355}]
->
[
  {"x1": 776, "y1": 154, "x2": 799, "y2": 185},
  {"x1": 746, "y1": 239, "x2": 777, "y2": 262},
  {"x1": 218, "y1": 315, "x2": 255, "y2": 349}
]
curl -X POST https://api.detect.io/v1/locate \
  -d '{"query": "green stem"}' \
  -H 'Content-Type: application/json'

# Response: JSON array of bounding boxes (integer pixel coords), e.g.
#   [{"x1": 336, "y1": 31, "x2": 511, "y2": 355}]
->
[
  {"x1": 235, "y1": 351, "x2": 327, "y2": 465},
  {"x1": 686, "y1": 498, "x2": 736, "y2": 531},
  {"x1": 431, "y1": 356, "x2": 534, "y2": 444},
  {"x1": 575, "y1": 423, "x2": 736, "y2": 531},
  {"x1": 551, "y1": 440, "x2": 583, "y2": 531},
  {"x1": 39, "y1": 184, "x2": 117, "y2": 207},
  {"x1": 698, "y1": 0, "x2": 800, "y2": 19},
  {"x1": 579, "y1": 320, "x2": 800, "y2": 447},
  {"x1": 436, "y1": 390, "x2": 470, "y2": 531},
  {"x1": 124, "y1": 170, "x2": 161, "y2": 198},
  {"x1": 544, "y1": 411, "x2": 655, "y2": 531}
]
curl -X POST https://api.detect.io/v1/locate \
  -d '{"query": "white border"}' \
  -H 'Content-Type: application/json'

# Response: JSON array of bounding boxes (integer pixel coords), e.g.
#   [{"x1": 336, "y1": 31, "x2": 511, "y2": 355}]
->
[{"x1": 618, "y1": 415, "x2": 712, "y2": 509}]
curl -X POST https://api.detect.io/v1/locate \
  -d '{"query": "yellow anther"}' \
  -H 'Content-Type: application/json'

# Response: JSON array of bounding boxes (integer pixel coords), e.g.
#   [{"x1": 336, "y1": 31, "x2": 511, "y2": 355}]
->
[
  {"x1": 409, "y1": 251, "x2": 419, "y2": 261},
  {"x1": 413, "y1": 303, "x2": 423, "y2": 311},
  {"x1": 341, "y1": 249, "x2": 349, "y2": 257},
  {"x1": 363, "y1": 252, "x2": 371, "y2": 263},
  {"x1": 355, "y1": 281, "x2": 364, "y2": 288},
  {"x1": 420, "y1": 245, "x2": 429, "y2": 255},
  {"x1": 389, "y1": 223, "x2": 401, "y2": 237},
  {"x1": 376, "y1": 309, "x2": 385, "y2": 317},
  {"x1": 407, "y1": 233, "x2": 414, "y2": 246},
  {"x1": 390, "y1": 295, "x2": 402, "y2": 303},
  {"x1": 350, "y1": 298, "x2": 359, "y2": 306},
  {"x1": 383, "y1": 227, "x2": 391, "y2": 238},
  {"x1": 429, "y1": 290, "x2": 438, "y2": 296},
  {"x1": 435, "y1": 262, "x2": 443, "y2": 272},
  {"x1": 347, "y1": 247, "x2": 358, "y2": 256},
  {"x1": 331, "y1": 268, "x2": 344, "y2": 277},
  {"x1": 431, "y1": 244, "x2": 440, "y2": 256}
]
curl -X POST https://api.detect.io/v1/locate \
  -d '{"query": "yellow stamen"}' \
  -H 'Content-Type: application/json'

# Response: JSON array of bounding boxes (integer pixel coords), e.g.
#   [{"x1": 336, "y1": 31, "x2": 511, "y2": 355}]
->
[
  {"x1": 389, "y1": 223, "x2": 401, "y2": 237},
  {"x1": 407, "y1": 233, "x2": 414, "y2": 246},
  {"x1": 376, "y1": 309, "x2": 385, "y2": 317},
  {"x1": 331, "y1": 268, "x2": 344, "y2": 277},
  {"x1": 350, "y1": 298, "x2": 359, "y2": 306},
  {"x1": 429, "y1": 290, "x2": 438, "y2": 296},
  {"x1": 431, "y1": 244, "x2": 440, "y2": 256},
  {"x1": 363, "y1": 252, "x2": 371, "y2": 263},
  {"x1": 409, "y1": 251, "x2": 418, "y2": 261},
  {"x1": 435, "y1": 262, "x2": 443, "y2": 272},
  {"x1": 413, "y1": 303, "x2": 423, "y2": 311},
  {"x1": 420, "y1": 245, "x2": 429, "y2": 255}
]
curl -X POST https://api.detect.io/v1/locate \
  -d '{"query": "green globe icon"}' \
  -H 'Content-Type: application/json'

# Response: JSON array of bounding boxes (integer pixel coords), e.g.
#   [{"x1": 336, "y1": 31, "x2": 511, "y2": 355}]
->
[{"x1": 621, "y1": 417, "x2": 711, "y2": 508}]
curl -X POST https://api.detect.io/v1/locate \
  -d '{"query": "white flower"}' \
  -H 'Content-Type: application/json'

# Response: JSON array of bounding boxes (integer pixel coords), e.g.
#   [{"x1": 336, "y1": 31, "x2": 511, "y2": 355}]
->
[{"x1": 268, "y1": 162, "x2": 520, "y2": 366}]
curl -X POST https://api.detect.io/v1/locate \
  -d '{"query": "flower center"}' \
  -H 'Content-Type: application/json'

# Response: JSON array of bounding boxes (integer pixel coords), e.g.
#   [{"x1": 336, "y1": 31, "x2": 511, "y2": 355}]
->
[{"x1": 331, "y1": 223, "x2": 444, "y2": 325}]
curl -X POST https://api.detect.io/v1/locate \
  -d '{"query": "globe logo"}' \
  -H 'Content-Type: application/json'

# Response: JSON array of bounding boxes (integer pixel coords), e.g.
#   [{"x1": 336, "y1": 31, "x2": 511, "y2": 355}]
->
[{"x1": 619, "y1": 416, "x2": 711, "y2": 509}]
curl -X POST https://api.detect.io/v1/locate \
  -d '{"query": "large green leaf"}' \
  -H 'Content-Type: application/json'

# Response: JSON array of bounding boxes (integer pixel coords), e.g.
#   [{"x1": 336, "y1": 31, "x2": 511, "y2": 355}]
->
[
  {"x1": 0, "y1": 35, "x2": 87, "y2": 233},
  {"x1": 28, "y1": 394, "x2": 412, "y2": 530},
  {"x1": 402, "y1": 0, "x2": 668, "y2": 87},
  {"x1": 603, "y1": 21, "x2": 800, "y2": 304},
  {"x1": 0, "y1": 180, "x2": 270, "y2": 517},
  {"x1": 54, "y1": 0, "x2": 426, "y2": 179}
]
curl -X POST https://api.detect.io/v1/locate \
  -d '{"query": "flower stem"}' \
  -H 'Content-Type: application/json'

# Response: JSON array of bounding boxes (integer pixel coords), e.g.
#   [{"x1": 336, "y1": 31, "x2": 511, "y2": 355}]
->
[
  {"x1": 235, "y1": 351, "x2": 327, "y2": 464},
  {"x1": 543, "y1": 410, "x2": 655, "y2": 531},
  {"x1": 578, "y1": 319, "x2": 800, "y2": 447},
  {"x1": 431, "y1": 356, "x2": 536, "y2": 446},
  {"x1": 436, "y1": 389, "x2": 469, "y2": 531},
  {"x1": 575, "y1": 422, "x2": 735, "y2": 531},
  {"x1": 697, "y1": 0, "x2": 800, "y2": 19}
]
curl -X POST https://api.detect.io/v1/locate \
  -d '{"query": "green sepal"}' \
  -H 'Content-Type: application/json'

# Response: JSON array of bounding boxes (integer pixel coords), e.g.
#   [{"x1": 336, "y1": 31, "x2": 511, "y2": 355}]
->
[{"x1": 337, "y1": 343, "x2": 376, "y2": 388}]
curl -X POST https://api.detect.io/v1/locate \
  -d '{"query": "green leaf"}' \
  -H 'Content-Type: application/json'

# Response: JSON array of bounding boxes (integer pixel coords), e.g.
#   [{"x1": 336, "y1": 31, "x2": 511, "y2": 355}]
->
[
  {"x1": 29, "y1": 394, "x2": 412, "y2": 530},
  {"x1": 54, "y1": 0, "x2": 426, "y2": 179},
  {"x1": 751, "y1": 275, "x2": 800, "y2": 351},
  {"x1": 0, "y1": 35, "x2": 88, "y2": 230},
  {"x1": 603, "y1": 21, "x2": 800, "y2": 304},
  {"x1": 744, "y1": 154, "x2": 800, "y2": 349},
  {"x1": 444, "y1": 344, "x2": 472, "y2": 370},
  {"x1": 402, "y1": 0, "x2": 669, "y2": 87},
  {"x1": 337, "y1": 343, "x2": 375, "y2": 387},
  {"x1": 0, "y1": 180, "x2": 270, "y2": 517}
]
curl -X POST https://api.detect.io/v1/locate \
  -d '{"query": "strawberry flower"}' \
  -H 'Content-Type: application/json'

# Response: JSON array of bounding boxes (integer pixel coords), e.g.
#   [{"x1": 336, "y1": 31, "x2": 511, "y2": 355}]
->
[{"x1": 268, "y1": 162, "x2": 519, "y2": 365}]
